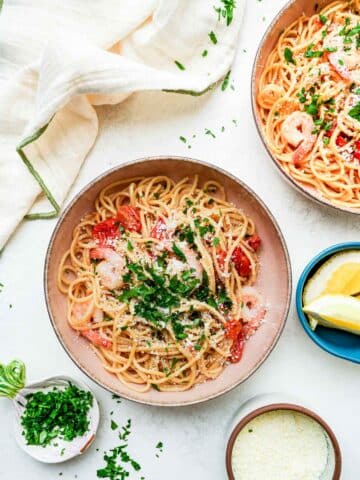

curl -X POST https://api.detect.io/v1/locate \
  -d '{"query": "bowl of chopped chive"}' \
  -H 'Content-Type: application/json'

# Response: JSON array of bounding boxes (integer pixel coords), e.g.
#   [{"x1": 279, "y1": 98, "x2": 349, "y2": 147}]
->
[
  {"x1": 0, "y1": 359, "x2": 100, "y2": 463},
  {"x1": 252, "y1": 0, "x2": 360, "y2": 215},
  {"x1": 45, "y1": 156, "x2": 291, "y2": 406}
]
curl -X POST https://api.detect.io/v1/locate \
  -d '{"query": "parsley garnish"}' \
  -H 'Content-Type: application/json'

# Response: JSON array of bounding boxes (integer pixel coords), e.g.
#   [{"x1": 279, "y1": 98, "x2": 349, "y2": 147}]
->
[
  {"x1": 172, "y1": 242, "x2": 187, "y2": 262},
  {"x1": 349, "y1": 102, "x2": 360, "y2": 122},
  {"x1": 214, "y1": 0, "x2": 236, "y2": 26},
  {"x1": 284, "y1": 47, "x2": 296, "y2": 65},
  {"x1": 221, "y1": 70, "x2": 231, "y2": 91},
  {"x1": 21, "y1": 383, "x2": 93, "y2": 447},
  {"x1": 319, "y1": 14, "x2": 327, "y2": 24},
  {"x1": 174, "y1": 60, "x2": 185, "y2": 71},
  {"x1": 209, "y1": 31, "x2": 218, "y2": 44},
  {"x1": 97, "y1": 419, "x2": 141, "y2": 479},
  {"x1": 304, "y1": 44, "x2": 323, "y2": 58}
]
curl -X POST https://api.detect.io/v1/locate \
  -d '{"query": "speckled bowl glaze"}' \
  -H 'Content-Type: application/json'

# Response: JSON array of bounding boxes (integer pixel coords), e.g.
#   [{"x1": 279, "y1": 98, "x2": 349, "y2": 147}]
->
[
  {"x1": 225, "y1": 394, "x2": 341, "y2": 480},
  {"x1": 251, "y1": 0, "x2": 360, "y2": 215},
  {"x1": 45, "y1": 157, "x2": 291, "y2": 406},
  {"x1": 296, "y1": 242, "x2": 360, "y2": 363}
]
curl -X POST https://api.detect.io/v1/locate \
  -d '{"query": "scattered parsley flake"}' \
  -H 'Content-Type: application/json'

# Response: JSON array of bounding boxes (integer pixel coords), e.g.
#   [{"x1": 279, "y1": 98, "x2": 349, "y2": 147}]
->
[
  {"x1": 111, "y1": 420, "x2": 118, "y2": 431},
  {"x1": 221, "y1": 70, "x2": 231, "y2": 91},
  {"x1": 205, "y1": 128, "x2": 216, "y2": 138},
  {"x1": 284, "y1": 47, "x2": 296, "y2": 65},
  {"x1": 202, "y1": 49, "x2": 208, "y2": 57},
  {"x1": 174, "y1": 60, "x2": 185, "y2": 71},
  {"x1": 209, "y1": 31, "x2": 218, "y2": 44}
]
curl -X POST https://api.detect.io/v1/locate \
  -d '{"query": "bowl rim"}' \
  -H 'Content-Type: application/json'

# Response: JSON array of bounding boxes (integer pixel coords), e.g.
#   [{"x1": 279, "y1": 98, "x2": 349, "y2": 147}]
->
[
  {"x1": 296, "y1": 242, "x2": 360, "y2": 363},
  {"x1": 250, "y1": 0, "x2": 360, "y2": 216},
  {"x1": 44, "y1": 155, "x2": 292, "y2": 407},
  {"x1": 225, "y1": 402, "x2": 342, "y2": 480}
]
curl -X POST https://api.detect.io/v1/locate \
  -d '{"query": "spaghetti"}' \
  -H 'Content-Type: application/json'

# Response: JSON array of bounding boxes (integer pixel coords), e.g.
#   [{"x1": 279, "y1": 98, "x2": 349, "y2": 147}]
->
[
  {"x1": 257, "y1": 0, "x2": 360, "y2": 209},
  {"x1": 58, "y1": 175, "x2": 265, "y2": 392}
]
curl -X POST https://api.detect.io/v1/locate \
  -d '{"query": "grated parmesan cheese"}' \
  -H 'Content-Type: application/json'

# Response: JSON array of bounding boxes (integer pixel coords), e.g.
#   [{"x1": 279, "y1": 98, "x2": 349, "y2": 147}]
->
[{"x1": 231, "y1": 410, "x2": 329, "y2": 480}]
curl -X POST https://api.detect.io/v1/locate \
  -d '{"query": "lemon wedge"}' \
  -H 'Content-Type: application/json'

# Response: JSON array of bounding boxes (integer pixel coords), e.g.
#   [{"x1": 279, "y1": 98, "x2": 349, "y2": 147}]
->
[
  {"x1": 303, "y1": 294, "x2": 360, "y2": 335},
  {"x1": 303, "y1": 250, "x2": 360, "y2": 330}
]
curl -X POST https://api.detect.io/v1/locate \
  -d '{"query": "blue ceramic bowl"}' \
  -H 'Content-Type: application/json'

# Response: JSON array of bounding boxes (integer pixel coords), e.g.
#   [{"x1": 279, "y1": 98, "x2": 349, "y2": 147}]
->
[{"x1": 296, "y1": 242, "x2": 360, "y2": 364}]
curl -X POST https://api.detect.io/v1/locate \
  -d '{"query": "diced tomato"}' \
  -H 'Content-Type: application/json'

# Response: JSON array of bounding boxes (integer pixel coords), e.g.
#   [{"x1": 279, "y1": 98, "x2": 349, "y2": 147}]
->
[
  {"x1": 225, "y1": 319, "x2": 242, "y2": 341},
  {"x1": 231, "y1": 247, "x2": 251, "y2": 278},
  {"x1": 247, "y1": 235, "x2": 261, "y2": 252},
  {"x1": 82, "y1": 329, "x2": 112, "y2": 349},
  {"x1": 314, "y1": 17, "x2": 323, "y2": 30},
  {"x1": 151, "y1": 218, "x2": 167, "y2": 240},
  {"x1": 216, "y1": 247, "x2": 227, "y2": 270},
  {"x1": 92, "y1": 218, "x2": 119, "y2": 247},
  {"x1": 229, "y1": 332, "x2": 245, "y2": 363},
  {"x1": 324, "y1": 121, "x2": 337, "y2": 138},
  {"x1": 354, "y1": 141, "x2": 360, "y2": 161},
  {"x1": 117, "y1": 206, "x2": 141, "y2": 232},
  {"x1": 336, "y1": 134, "x2": 347, "y2": 147}
]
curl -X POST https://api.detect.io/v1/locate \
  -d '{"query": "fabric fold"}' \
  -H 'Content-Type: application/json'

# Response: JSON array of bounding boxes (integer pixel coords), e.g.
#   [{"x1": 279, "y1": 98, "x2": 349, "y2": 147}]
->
[{"x1": 0, "y1": 0, "x2": 245, "y2": 249}]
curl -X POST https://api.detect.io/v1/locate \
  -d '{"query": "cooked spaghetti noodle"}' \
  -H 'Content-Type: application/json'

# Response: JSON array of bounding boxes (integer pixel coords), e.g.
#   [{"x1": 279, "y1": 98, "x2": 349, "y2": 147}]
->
[
  {"x1": 58, "y1": 175, "x2": 265, "y2": 392},
  {"x1": 257, "y1": 0, "x2": 360, "y2": 209}
]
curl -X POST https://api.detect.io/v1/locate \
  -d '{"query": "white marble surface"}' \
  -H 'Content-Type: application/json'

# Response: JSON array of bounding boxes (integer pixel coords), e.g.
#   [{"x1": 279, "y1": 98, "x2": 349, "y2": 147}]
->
[{"x1": 0, "y1": 1, "x2": 359, "y2": 478}]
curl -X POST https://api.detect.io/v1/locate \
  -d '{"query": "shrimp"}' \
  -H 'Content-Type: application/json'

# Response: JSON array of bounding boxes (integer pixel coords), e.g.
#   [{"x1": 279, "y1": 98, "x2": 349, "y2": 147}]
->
[
  {"x1": 166, "y1": 244, "x2": 203, "y2": 281},
  {"x1": 183, "y1": 245, "x2": 203, "y2": 281},
  {"x1": 241, "y1": 287, "x2": 266, "y2": 337},
  {"x1": 328, "y1": 51, "x2": 360, "y2": 83},
  {"x1": 72, "y1": 299, "x2": 111, "y2": 349},
  {"x1": 91, "y1": 247, "x2": 126, "y2": 290},
  {"x1": 281, "y1": 112, "x2": 316, "y2": 167}
]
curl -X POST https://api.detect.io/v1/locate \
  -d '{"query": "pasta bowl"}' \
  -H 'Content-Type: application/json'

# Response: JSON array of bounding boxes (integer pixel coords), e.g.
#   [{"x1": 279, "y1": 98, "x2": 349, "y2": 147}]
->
[
  {"x1": 251, "y1": 0, "x2": 360, "y2": 215},
  {"x1": 44, "y1": 157, "x2": 291, "y2": 406}
]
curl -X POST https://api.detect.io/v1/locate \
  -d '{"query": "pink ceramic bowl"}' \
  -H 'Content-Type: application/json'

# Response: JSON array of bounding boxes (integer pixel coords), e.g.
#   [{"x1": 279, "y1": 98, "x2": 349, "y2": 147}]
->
[{"x1": 44, "y1": 157, "x2": 292, "y2": 406}]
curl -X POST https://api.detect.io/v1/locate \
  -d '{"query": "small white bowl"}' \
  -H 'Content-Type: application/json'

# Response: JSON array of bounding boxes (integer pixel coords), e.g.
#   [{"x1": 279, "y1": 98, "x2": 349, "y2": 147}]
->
[{"x1": 13, "y1": 376, "x2": 99, "y2": 463}]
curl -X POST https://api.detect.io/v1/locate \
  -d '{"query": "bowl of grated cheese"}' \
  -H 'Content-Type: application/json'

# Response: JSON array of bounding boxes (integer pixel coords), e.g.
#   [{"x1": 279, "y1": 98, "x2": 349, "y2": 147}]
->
[{"x1": 226, "y1": 395, "x2": 341, "y2": 480}]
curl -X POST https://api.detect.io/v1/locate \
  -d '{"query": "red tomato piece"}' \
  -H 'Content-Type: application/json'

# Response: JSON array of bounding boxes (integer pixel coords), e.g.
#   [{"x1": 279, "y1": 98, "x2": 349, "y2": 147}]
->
[
  {"x1": 324, "y1": 121, "x2": 337, "y2": 138},
  {"x1": 229, "y1": 332, "x2": 245, "y2": 363},
  {"x1": 247, "y1": 235, "x2": 261, "y2": 252},
  {"x1": 117, "y1": 206, "x2": 142, "y2": 232},
  {"x1": 151, "y1": 218, "x2": 167, "y2": 240},
  {"x1": 92, "y1": 218, "x2": 119, "y2": 247},
  {"x1": 216, "y1": 248, "x2": 227, "y2": 271},
  {"x1": 225, "y1": 319, "x2": 242, "y2": 341},
  {"x1": 82, "y1": 329, "x2": 112, "y2": 349},
  {"x1": 336, "y1": 134, "x2": 347, "y2": 147},
  {"x1": 231, "y1": 247, "x2": 251, "y2": 278},
  {"x1": 354, "y1": 150, "x2": 360, "y2": 161}
]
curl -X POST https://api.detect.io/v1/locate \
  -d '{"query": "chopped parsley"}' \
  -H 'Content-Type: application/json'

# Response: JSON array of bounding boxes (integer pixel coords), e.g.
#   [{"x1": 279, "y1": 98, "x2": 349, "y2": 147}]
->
[
  {"x1": 319, "y1": 14, "x2": 327, "y2": 24},
  {"x1": 179, "y1": 136, "x2": 187, "y2": 143},
  {"x1": 214, "y1": 0, "x2": 236, "y2": 26},
  {"x1": 97, "y1": 419, "x2": 141, "y2": 480},
  {"x1": 221, "y1": 70, "x2": 231, "y2": 91},
  {"x1": 349, "y1": 102, "x2": 360, "y2": 122},
  {"x1": 205, "y1": 128, "x2": 216, "y2": 138},
  {"x1": 284, "y1": 47, "x2": 296, "y2": 65},
  {"x1": 212, "y1": 237, "x2": 220, "y2": 246},
  {"x1": 20, "y1": 383, "x2": 93, "y2": 447},
  {"x1": 209, "y1": 31, "x2": 218, "y2": 44},
  {"x1": 304, "y1": 43, "x2": 323, "y2": 58},
  {"x1": 174, "y1": 60, "x2": 185, "y2": 71},
  {"x1": 172, "y1": 242, "x2": 187, "y2": 262},
  {"x1": 111, "y1": 420, "x2": 118, "y2": 431},
  {"x1": 202, "y1": 49, "x2": 208, "y2": 57}
]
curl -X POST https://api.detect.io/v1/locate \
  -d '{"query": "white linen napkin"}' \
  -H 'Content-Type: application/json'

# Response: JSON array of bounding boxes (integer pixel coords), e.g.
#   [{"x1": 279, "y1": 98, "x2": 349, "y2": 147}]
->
[{"x1": 0, "y1": 0, "x2": 244, "y2": 249}]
